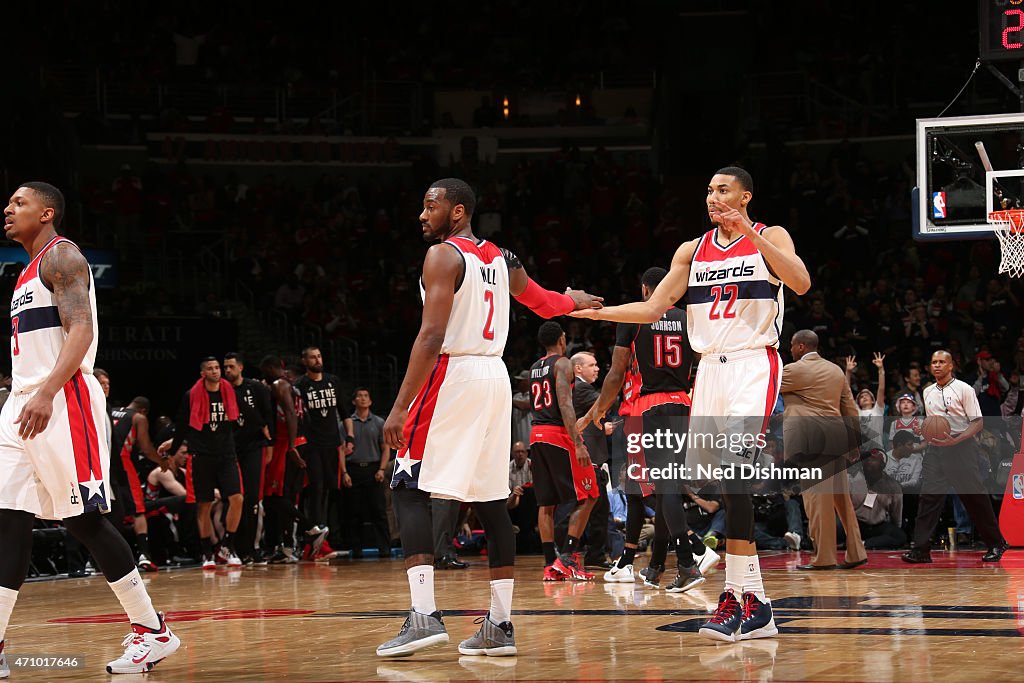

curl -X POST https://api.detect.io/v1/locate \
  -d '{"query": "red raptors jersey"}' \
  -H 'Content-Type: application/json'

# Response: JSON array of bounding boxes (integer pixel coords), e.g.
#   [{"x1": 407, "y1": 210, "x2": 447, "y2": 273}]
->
[{"x1": 10, "y1": 236, "x2": 99, "y2": 393}]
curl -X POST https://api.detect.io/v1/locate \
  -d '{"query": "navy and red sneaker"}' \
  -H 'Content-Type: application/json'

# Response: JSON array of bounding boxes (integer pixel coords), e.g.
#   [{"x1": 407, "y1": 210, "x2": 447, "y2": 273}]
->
[
  {"x1": 738, "y1": 592, "x2": 778, "y2": 640},
  {"x1": 698, "y1": 591, "x2": 743, "y2": 642}
]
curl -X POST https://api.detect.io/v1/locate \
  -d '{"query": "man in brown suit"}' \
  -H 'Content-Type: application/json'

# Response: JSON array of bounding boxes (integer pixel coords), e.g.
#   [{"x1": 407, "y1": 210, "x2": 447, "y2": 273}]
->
[{"x1": 780, "y1": 330, "x2": 868, "y2": 570}]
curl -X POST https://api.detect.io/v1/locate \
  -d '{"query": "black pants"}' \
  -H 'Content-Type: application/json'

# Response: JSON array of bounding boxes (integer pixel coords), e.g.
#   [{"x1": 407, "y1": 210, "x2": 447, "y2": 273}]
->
[
  {"x1": 859, "y1": 520, "x2": 907, "y2": 549},
  {"x1": 343, "y1": 462, "x2": 391, "y2": 555},
  {"x1": 432, "y1": 497, "x2": 462, "y2": 559},
  {"x1": 304, "y1": 444, "x2": 340, "y2": 529},
  {"x1": 913, "y1": 442, "x2": 1004, "y2": 549},
  {"x1": 236, "y1": 443, "x2": 264, "y2": 554}
]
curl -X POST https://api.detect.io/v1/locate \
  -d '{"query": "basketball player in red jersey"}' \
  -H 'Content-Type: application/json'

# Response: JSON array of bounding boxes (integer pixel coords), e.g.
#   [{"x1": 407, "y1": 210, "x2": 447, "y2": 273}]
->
[
  {"x1": 0, "y1": 183, "x2": 179, "y2": 675},
  {"x1": 377, "y1": 178, "x2": 602, "y2": 658},
  {"x1": 573, "y1": 167, "x2": 810, "y2": 642}
]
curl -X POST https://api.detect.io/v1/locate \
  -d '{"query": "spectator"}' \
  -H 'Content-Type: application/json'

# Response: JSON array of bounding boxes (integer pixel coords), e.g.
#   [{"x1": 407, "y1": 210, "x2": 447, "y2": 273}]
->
[
  {"x1": 973, "y1": 351, "x2": 1009, "y2": 417},
  {"x1": 507, "y1": 441, "x2": 539, "y2": 553},
  {"x1": 510, "y1": 371, "x2": 533, "y2": 446},
  {"x1": 895, "y1": 363, "x2": 925, "y2": 415},
  {"x1": 849, "y1": 450, "x2": 906, "y2": 549},
  {"x1": 884, "y1": 430, "x2": 925, "y2": 492},
  {"x1": 845, "y1": 352, "x2": 886, "y2": 452}
]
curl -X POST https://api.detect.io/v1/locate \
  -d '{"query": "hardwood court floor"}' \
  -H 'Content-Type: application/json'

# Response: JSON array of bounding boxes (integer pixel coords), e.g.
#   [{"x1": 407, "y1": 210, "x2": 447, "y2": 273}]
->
[{"x1": 6, "y1": 550, "x2": 1024, "y2": 682}]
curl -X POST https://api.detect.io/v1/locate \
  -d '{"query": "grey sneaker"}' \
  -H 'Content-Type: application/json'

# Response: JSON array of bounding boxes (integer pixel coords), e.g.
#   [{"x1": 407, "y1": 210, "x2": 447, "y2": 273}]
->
[
  {"x1": 664, "y1": 565, "x2": 705, "y2": 593},
  {"x1": 457, "y1": 614, "x2": 517, "y2": 656},
  {"x1": 639, "y1": 564, "x2": 664, "y2": 588},
  {"x1": 376, "y1": 609, "x2": 449, "y2": 657}
]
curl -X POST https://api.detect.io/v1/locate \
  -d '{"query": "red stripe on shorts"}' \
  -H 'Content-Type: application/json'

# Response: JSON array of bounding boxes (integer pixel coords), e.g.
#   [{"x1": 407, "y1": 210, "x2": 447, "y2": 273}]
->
[
  {"x1": 761, "y1": 346, "x2": 781, "y2": 435},
  {"x1": 185, "y1": 455, "x2": 196, "y2": 504},
  {"x1": 399, "y1": 354, "x2": 450, "y2": 460},
  {"x1": 63, "y1": 370, "x2": 103, "y2": 485},
  {"x1": 530, "y1": 425, "x2": 599, "y2": 501}
]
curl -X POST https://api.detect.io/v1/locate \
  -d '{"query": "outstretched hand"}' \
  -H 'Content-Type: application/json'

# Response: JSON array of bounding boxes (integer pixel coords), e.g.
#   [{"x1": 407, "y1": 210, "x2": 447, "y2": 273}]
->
[
  {"x1": 872, "y1": 352, "x2": 885, "y2": 369},
  {"x1": 566, "y1": 287, "x2": 603, "y2": 311}
]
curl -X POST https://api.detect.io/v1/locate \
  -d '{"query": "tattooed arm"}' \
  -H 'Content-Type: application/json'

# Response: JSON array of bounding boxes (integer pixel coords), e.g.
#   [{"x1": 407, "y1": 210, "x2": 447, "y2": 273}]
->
[{"x1": 15, "y1": 243, "x2": 94, "y2": 439}]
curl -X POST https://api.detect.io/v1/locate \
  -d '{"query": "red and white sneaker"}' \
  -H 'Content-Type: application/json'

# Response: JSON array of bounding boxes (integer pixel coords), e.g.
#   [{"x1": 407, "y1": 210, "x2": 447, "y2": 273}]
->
[
  {"x1": 137, "y1": 554, "x2": 158, "y2": 573},
  {"x1": 201, "y1": 555, "x2": 216, "y2": 571},
  {"x1": 552, "y1": 554, "x2": 594, "y2": 581},
  {"x1": 313, "y1": 540, "x2": 339, "y2": 561},
  {"x1": 543, "y1": 565, "x2": 566, "y2": 581},
  {"x1": 106, "y1": 612, "x2": 180, "y2": 674},
  {"x1": 226, "y1": 552, "x2": 242, "y2": 568},
  {"x1": 1, "y1": 639, "x2": 9, "y2": 679}
]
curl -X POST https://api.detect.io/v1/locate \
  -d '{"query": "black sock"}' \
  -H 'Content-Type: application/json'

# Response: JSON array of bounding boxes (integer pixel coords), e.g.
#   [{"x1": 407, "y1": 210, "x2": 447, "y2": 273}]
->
[
  {"x1": 618, "y1": 546, "x2": 636, "y2": 568},
  {"x1": 200, "y1": 537, "x2": 214, "y2": 558},
  {"x1": 689, "y1": 534, "x2": 707, "y2": 556},
  {"x1": 675, "y1": 537, "x2": 695, "y2": 567},
  {"x1": 542, "y1": 542, "x2": 557, "y2": 566},
  {"x1": 566, "y1": 536, "x2": 580, "y2": 554},
  {"x1": 136, "y1": 533, "x2": 150, "y2": 558}
]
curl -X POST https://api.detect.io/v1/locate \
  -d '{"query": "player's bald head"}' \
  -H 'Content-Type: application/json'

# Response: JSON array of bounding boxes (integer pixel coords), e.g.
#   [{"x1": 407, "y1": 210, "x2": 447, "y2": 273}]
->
[{"x1": 792, "y1": 329, "x2": 819, "y2": 350}]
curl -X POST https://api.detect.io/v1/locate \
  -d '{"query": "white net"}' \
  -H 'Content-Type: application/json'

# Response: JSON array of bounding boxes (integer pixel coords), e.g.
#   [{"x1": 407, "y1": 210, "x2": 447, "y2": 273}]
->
[{"x1": 989, "y1": 212, "x2": 1024, "y2": 279}]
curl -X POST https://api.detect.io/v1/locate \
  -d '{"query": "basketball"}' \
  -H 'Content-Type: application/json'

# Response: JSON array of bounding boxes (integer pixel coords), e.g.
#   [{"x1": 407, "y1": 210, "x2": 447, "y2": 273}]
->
[{"x1": 921, "y1": 415, "x2": 952, "y2": 443}]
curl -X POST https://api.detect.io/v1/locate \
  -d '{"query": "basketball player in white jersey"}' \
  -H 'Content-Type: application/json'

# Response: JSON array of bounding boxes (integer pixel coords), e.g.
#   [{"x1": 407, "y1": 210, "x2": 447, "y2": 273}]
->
[
  {"x1": 0, "y1": 183, "x2": 179, "y2": 676},
  {"x1": 377, "y1": 178, "x2": 602, "y2": 658},
  {"x1": 572, "y1": 167, "x2": 810, "y2": 642}
]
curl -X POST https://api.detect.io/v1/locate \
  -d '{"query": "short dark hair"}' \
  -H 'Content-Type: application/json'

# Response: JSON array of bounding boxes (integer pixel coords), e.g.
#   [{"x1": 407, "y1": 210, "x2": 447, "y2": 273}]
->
[
  {"x1": 641, "y1": 267, "x2": 668, "y2": 290},
  {"x1": 891, "y1": 430, "x2": 918, "y2": 448},
  {"x1": 20, "y1": 181, "x2": 65, "y2": 228},
  {"x1": 94, "y1": 368, "x2": 110, "y2": 380},
  {"x1": 224, "y1": 351, "x2": 244, "y2": 366},
  {"x1": 130, "y1": 396, "x2": 151, "y2": 412},
  {"x1": 352, "y1": 387, "x2": 371, "y2": 400},
  {"x1": 260, "y1": 355, "x2": 282, "y2": 369},
  {"x1": 429, "y1": 178, "x2": 476, "y2": 217},
  {"x1": 199, "y1": 356, "x2": 219, "y2": 369},
  {"x1": 714, "y1": 166, "x2": 753, "y2": 193},
  {"x1": 537, "y1": 321, "x2": 564, "y2": 348},
  {"x1": 301, "y1": 346, "x2": 320, "y2": 358}
]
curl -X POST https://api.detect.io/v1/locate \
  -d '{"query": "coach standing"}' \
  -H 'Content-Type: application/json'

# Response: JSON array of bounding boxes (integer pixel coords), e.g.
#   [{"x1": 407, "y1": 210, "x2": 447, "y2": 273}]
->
[
  {"x1": 781, "y1": 330, "x2": 868, "y2": 570},
  {"x1": 902, "y1": 350, "x2": 1008, "y2": 563}
]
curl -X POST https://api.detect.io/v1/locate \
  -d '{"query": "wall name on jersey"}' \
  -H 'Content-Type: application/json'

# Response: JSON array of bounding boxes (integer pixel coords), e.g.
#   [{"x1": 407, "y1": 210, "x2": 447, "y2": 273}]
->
[
  {"x1": 650, "y1": 319, "x2": 683, "y2": 332},
  {"x1": 693, "y1": 262, "x2": 755, "y2": 283},
  {"x1": 10, "y1": 290, "x2": 33, "y2": 313},
  {"x1": 531, "y1": 365, "x2": 551, "y2": 379},
  {"x1": 480, "y1": 266, "x2": 497, "y2": 285}
]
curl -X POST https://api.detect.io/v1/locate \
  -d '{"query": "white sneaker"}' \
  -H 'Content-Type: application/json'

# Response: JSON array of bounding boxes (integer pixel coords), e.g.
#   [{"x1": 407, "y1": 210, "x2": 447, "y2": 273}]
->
[
  {"x1": 227, "y1": 552, "x2": 242, "y2": 568},
  {"x1": 106, "y1": 612, "x2": 180, "y2": 674},
  {"x1": 784, "y1": 531, "x2": 801, "y2": 551},
  {"x1": 201, "y1": 555, "x2": 216, "y2": 570},
  {"x1": 0, "y1": 640, "x2": 8, "y2": 679},
  {"x1": 602, "y1": 563, "x2": 635, "y2": 583},
  {"x1": 696, "y1": 547, "x2": 720, "y2": 576}
]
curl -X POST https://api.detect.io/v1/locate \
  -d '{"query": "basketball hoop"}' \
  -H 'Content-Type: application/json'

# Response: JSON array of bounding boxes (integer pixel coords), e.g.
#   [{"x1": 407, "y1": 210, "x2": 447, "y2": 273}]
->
[{"x1": 988, "y1": 209, "x2": 1024, "y2": 278}]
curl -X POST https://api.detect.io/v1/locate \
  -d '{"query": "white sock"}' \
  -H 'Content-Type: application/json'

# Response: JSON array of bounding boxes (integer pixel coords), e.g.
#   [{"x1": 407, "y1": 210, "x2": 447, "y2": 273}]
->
[
  {"x1": 108, "y1": 569, "x2": 160, "y2": 630},
  {"x1": 489, "y1": 579, "x2": 514, "y2": 624},
  {"x1": 724, "y1": 553, "x2": 744, "y2": 597},
  {"x1": 740, "y1": 554, "x2": 767, "y2": 602},
  {"x1": 408, "y1": 565, "x2": 436, "y2": 615},
  {"x1": 0, "y1": 587, "x2": 18, "y2": 642}
]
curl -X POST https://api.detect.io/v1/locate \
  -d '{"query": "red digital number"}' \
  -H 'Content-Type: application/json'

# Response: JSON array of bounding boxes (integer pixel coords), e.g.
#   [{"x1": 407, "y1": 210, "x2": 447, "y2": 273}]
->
[
  {"x1": 708, "y1": 284, "x2": 739, "y2": 320},
  {"x1": 1004, "y1": 9, "x2": 1024, "y2": 49},
  {"x1": 653, "y1": 334, "x2": 684, "y2": 368},
  {"x1": 531, "y1": 380, "x2": 553, "y2": 410},
  {"x1": 11, "y1": 317, "x2": 19, "y2": 356},
  {"x1": 482, "y1": 290, "x2": 495, "y2": 340}
]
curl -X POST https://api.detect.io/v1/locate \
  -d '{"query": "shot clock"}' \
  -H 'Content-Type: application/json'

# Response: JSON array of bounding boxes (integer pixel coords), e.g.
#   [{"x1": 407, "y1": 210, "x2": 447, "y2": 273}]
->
[{"x1": 981, "y1": 0, "x2": 1024, "y2": 60}]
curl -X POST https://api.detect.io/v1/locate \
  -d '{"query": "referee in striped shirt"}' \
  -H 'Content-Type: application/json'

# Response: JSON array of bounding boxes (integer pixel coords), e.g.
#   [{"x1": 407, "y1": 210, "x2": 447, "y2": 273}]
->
[{"x1": 902, "y1": 350, "x2": 1008, "y2": 564}]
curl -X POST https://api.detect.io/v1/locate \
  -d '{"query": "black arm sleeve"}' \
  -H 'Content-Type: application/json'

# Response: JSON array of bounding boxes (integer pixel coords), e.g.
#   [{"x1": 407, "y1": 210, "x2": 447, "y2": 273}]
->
[
  {"x1": 615, "y1": 322, "x2": 640, "y2": 348},
  {"x1": 501, "y1": 248, "x2": 523, "y2": 271}
]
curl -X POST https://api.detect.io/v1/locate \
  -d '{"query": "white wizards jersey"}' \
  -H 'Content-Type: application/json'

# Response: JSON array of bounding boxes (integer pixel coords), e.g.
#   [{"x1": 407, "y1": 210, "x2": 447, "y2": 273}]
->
[
  {"x1": 10, "y1": 236, "x2": 99, "y2": 393},
  {"x1": 685, "y1": 224, "x2": 784, "y2": 354},
  {"x1": 419, "y1": 236, "x2": 510, "y2": 357}
]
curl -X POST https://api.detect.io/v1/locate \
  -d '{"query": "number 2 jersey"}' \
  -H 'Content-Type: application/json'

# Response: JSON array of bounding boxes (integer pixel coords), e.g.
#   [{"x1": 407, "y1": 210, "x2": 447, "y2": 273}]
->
[
  {"x1": 685, "y1": 224, "x2": 783, "y2": 354},
  {"x1": 420, "y1": 236, "x2": 511, "y2": 357}
]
